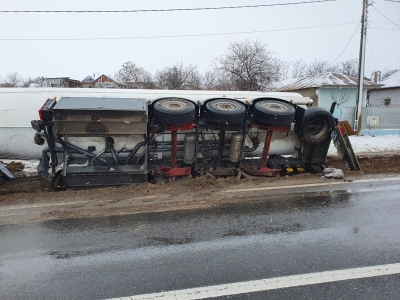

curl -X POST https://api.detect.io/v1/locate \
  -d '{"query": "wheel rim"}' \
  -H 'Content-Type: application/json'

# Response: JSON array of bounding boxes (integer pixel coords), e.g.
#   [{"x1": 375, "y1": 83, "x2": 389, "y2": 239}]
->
[
  {"x1": 214, "y1": 101, "x2": 237, "y2": 111},
  {"x1": 162, "y1": 100, "x2": 187, "y2": 110},
  {"x1": 307, "y1": 118, "x2": 329, "y2": 139},
  {"x1": 261, "y1": 102, "x2": 288, "y2": 111}
]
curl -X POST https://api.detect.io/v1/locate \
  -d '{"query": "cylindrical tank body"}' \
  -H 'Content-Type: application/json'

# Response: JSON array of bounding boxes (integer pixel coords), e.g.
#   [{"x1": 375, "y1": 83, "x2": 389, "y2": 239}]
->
[
  {"x1": 183, "y1": 133, "x2": 196, "y2": 164},
  {"x1": 229, "y1": 132, "x2": 244, "y2": 163}
]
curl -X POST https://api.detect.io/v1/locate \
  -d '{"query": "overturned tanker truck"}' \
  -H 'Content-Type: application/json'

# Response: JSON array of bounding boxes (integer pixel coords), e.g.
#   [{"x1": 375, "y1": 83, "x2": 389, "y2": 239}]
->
[{"x1": 30, "y1": 90, "x2": 337, "y2": 188}]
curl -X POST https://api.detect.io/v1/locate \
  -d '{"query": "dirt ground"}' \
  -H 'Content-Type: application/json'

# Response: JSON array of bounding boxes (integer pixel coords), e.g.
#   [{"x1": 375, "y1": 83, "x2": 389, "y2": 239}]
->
[{"x1": 0, "y1": 154, "x2": 399, "y2": 224}]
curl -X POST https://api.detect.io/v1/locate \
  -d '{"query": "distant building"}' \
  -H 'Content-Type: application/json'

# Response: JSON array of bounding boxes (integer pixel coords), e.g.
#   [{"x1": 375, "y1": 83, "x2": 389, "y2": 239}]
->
[
  {"x1": 81, "y1": 75, "x2": 95, "y2": 88},
  {"x1": 92, "y1": 74, "x2": 127, "y2": 89},
  {"x1": 368, "y1": 70, "x2": 400, "y2": 107},
  {"x1": 43, "y1": 77, "x2": 81, "y2": 88},
  {"x1": 273, "y1": 72, "x2": 381, "y2": 117}
]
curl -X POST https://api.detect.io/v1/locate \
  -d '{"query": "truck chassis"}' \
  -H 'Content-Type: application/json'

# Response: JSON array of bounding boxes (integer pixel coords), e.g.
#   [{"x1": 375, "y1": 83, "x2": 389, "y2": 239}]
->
[{"x1": 31, "y1": 93, "x2": 336, "y2": 188}]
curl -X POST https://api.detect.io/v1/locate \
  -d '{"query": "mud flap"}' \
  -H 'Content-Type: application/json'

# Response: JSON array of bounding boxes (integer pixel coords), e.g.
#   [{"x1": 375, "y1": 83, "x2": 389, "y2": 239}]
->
[{"x1": 332, "y1": 124, "x2": 361, "y2": 171}]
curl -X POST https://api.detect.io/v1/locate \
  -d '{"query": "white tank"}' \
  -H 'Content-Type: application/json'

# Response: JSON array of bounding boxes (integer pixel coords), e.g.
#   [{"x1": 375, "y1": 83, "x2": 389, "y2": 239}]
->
[{"x1": 0, "y1": 88, "x2": 310, "y2": 158}]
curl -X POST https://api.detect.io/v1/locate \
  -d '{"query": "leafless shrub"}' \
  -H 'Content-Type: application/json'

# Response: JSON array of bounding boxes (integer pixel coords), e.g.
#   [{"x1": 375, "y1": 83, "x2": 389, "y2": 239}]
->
[
  {"x1": 329, "y1": 88, "x2": 352, "y2": 107},
  {"x1": 155, "y1": 62, "x2": 201, "y2": 90}
]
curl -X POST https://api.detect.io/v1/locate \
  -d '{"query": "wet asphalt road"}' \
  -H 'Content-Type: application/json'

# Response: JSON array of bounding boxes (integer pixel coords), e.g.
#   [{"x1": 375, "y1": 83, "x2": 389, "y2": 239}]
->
[{"x1": 1, "y1": 176, "x2": 400, "y2": 299}]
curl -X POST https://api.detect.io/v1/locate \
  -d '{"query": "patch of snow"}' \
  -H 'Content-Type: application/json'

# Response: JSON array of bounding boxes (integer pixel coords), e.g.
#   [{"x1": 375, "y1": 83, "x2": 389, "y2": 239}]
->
[
  {"x1": 273, "y1": 72, "x2": 378, "y2": 91},
  {"x1": 328, "y1": 134, "x2": 400, "y2": 156},
  {"x1": 0, "y1": 159, "x2": 39, "y2": 175},
  {"x1": 323, "y1": 168, "x2": 344, "y2": 179},
  {"x1": 380, "y1": 70, "x2": 400, "y2": 88}
]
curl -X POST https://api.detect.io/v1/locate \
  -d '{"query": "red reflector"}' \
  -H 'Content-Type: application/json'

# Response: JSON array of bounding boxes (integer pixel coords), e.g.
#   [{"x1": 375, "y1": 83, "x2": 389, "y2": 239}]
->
[{"x1": 38, "y1": 100, "x2": 48, "y2": 121}]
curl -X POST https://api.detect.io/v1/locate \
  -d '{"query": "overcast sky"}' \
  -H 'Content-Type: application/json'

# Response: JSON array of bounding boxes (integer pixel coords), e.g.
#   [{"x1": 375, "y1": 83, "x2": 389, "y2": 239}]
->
[{"x1": 0, "y1": 0, "x2": 399, "y2": 81}]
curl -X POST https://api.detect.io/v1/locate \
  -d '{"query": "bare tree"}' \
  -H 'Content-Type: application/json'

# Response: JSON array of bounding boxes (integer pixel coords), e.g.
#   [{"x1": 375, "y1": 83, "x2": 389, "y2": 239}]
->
[
  {"x1": 275, "y1": 59, "x2": 290, "y2": 81},
  {"x1": 155, "y1": 62, "x2": 201, "y2": 90},
  {"x1": 329, "y1": 88, "x2": 352, "y2": 107},
  {"x1": 289, "y1": 58, "x2": 358, "y2": 78},
  {"x1": 115, "y1": 61, "x2": 155, "y2": 89},
  {"x1": 290, "y1": 59, "x2": 308, "y2": 78},
  {"x1": 305, "y1": 59, "x2": 339, "y2": 76},
  {"x1": 339, "y1": 58, "x2": 358, "y2": 77},
  {"x1": 213, "y1": 39, "x2": 282, "y2": 91},
  {"x1": 203, "y1": 71, "x2": 218, "y2": 90},
  {"x1": 4, "y1": 71, "x2": 23, "y2": 87},
  {"x1": 202, "y1": 71, "x2": 236, "y2": 90},
  {"x1": 21, "y1": 76, "x2": 41, "y2": 87},
  {"x1": 381, "y1": 68, "x2": 399, "y2": 81}
]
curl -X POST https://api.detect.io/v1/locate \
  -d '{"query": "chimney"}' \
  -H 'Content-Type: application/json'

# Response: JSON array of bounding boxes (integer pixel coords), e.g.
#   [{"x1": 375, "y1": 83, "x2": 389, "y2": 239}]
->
[{"x1": 373, "y1": 71, "x2": 381, "y2": 83}]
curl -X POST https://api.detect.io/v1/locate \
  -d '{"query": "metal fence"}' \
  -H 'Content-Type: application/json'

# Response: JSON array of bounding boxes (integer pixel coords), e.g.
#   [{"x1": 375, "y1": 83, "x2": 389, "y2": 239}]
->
[{"x1": 340, "y1": 106, "x2": 400, "y2": 130}]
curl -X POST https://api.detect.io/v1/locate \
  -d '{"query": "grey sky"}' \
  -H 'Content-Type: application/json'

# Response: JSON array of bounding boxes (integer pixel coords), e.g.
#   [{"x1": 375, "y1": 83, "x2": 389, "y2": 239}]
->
[{"x1": 0, "y1": 0, "x2": 399, "y2": 81}]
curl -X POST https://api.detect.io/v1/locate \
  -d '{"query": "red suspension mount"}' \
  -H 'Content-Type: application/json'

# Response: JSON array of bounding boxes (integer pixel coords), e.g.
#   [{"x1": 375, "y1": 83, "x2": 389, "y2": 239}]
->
[
  {"x1": 245, "y1": 124, "x2": 291, "y2": 177},
  {"x1": 158, "y1": 122, "x2": 195, "y2": 177}
]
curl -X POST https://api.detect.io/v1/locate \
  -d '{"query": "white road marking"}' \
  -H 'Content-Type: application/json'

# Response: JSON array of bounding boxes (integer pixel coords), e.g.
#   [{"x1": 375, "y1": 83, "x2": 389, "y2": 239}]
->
[
  {"x1": 224, "y1": 176, "x2": 400, "y2": 193},
  {"x1": 106, "y1": 263, "x2": 400, "y2": 300},
  {"x1": 225, "y1": 181, "x2": 345, "y2": 193}
]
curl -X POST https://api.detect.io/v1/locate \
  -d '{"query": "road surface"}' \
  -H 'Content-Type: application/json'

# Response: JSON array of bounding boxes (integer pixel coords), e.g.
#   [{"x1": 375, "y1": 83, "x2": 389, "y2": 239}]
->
[{"x1": 1, "y1": 176, "x2": 400, "y2": 299}]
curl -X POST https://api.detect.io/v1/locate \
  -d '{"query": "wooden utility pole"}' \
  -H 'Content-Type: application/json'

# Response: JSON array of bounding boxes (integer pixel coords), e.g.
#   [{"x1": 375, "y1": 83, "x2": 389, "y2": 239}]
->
[{"x1": 355, "y1": 0, "x2": 369, "y2": 136}]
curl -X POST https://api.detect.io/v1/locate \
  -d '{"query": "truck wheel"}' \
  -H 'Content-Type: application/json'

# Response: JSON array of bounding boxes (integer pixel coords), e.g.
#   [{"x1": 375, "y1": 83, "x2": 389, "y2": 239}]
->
[
  {"x1": 51, "y1": 171, "x2": 64, "y2": 190},
  {"x1": 297, "y1": 107, "x2": 334, "y2": 145},
  {"x1": 204, "y1": 99, "x2": 246, "y2": 124},
  {"x1": 153, "y1": 98, "x2": 196, "y2": 126},
  {"x1": 253, "y1": 100, "x2": 295, "y2": 126}
]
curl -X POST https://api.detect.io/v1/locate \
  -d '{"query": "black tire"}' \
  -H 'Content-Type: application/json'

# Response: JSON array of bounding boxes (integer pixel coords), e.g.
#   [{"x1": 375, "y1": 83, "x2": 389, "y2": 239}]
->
[
  {"x1": 204, "y1": 99, "x2": 246, "y2": 124},
  {"x1": 34, "y1": 132, "x2": 45, "y2": 145},
  {"x1": 153, "y1": 98, "x2": 196, "y2": 126},
  {"x1": 297, "y1": 107, "x2": 335, "y2": 145},
  {"x1": 0, "y1": 173, "x2": 5, "y2": 185},
  {"x1": 254, "y1": 100, "x2": 295, "y2": 126}
]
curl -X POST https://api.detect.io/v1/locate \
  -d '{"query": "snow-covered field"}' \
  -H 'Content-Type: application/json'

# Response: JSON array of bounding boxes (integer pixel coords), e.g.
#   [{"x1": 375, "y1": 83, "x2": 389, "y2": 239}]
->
[
  {"x1": 327, "y1": 134, "x2": 400, "y2": 156},
  {"x1": 1, "y1": 135, "x2": 399, "y2": 176}
]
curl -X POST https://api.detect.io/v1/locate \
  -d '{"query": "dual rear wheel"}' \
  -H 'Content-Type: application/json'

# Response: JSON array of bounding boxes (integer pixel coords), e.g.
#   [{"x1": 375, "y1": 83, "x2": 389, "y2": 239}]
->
[{"x1": 152, "y1": 98, "x2": 334, "y2": 145}]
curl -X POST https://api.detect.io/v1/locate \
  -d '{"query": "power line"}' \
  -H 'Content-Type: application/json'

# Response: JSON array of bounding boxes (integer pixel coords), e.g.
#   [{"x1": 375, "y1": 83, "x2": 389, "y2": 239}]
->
[
  {"x1": 370, "y1": 21, "x2": 400, "y2": 25},
  {"x1": 369, "y1": 31, "x2": 400, "y2": 38},
  {"x1": 371, "y1": 5, "x2": 400, "y2": 29},
  {"x1": 0, "y1": 22, "x2": 357, "y2": 41},
  {"x1": 328, "y1": 22, "x2": 361, "y2": 64},
  {"x1": 366, "y1": 35, "x2": 376, "y2": 71},
  {"x1": 0, "y1": 0, "x2": 337, "y2": 13},
  {"x1": 369, "y1": 27, "x2": 400, "y2": 30}
]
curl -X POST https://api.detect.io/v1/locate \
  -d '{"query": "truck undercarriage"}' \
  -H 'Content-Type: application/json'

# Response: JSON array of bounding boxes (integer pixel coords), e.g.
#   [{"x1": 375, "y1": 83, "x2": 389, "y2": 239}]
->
[{"x1": 31, "y1": 93, "x2": 339, "y2": 188}]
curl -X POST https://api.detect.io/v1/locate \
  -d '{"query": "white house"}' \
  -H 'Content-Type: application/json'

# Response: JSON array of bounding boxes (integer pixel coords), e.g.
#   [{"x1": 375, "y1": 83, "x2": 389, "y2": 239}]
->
[
  {"x1": 273, "y1": 72, "x2": 381, "y2": 118},
  {"x1": 368, "y1": 70, "x2": 400, "y2": 107}
]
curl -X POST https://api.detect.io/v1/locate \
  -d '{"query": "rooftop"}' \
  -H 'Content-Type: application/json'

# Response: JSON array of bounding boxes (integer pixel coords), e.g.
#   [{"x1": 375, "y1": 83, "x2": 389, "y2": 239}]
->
[
  {"x1": 379, "y1": 70, "x2": 400, "y2": 88},
  {"x1": 273, "y1": 72, "x2": 380, "y2": 92},
  {"x1": 82, "y1": 76, "x2": 95, "y2": 83}
]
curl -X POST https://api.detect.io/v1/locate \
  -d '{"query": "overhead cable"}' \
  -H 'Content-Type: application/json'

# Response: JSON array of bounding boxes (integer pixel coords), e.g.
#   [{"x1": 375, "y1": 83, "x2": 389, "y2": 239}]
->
[
  {"x1": 368, "y1": 32, "x2": 400, "y2": 38},
  {"x1": 371, "y1": 5, "x2": 400, "y2": 29},
  {"x1": 0, "y1": 0, "x2": 337, "y2": 13},
  {"x1": 328, "y1": 22, "x2": 361, "y2": 64},
  {"x1": 366, "y1": 35, "x2": 376, "y2": 71},
  {"x1": 369, "y1": 27, "x2": 400, "y2": 30},
  {"x1": 0, "y1": 21, "x2": 358, "y2": 41}
]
